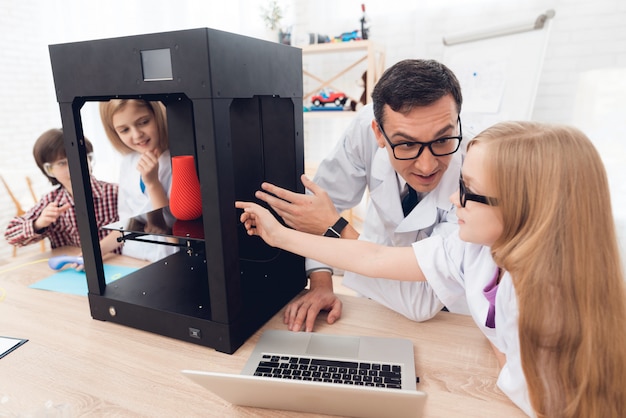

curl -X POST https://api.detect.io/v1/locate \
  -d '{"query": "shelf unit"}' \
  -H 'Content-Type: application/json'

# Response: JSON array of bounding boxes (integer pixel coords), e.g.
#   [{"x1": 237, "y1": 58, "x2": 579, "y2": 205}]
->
[
  {"x1": 301, "y1": 40, "x2": 386, "y2": 106},
  {"x1": 301, "y1": 42, "x2": 384, "y2": 234}
]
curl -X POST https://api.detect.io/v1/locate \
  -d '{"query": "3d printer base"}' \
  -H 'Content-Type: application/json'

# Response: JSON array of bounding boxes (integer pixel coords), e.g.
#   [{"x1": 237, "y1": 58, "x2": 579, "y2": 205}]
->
[{"x1": 87, "y1": 250, "x2": 303, "y2": 354}]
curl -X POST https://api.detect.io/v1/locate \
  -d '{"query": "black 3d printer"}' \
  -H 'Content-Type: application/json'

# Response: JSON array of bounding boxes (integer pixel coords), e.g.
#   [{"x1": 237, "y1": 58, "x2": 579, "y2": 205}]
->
[{"x1": 49, "y1": 28, "x2": 306, "y2": 354}]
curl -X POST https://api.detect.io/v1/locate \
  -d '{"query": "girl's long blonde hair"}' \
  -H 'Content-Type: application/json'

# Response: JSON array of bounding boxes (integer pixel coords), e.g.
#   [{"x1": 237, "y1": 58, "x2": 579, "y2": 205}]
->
[
  {"x1": 99, "y1": 99, "x2": 169, "y2": 155},
  {"x1": 470, "y1": 121, "x2": 626, "y2": 418}
]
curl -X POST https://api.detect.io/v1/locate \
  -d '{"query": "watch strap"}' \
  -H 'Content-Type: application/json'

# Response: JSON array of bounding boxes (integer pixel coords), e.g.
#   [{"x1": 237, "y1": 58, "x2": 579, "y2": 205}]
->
[{"x1": 323, "y1": 217, "x2": 349, "y2": 238}]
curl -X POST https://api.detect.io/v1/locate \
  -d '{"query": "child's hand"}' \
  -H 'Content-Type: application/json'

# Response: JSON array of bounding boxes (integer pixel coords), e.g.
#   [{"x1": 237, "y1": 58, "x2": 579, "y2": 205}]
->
[
  {"x1": 235, "y1": 201, "x2": 284, "y2": 247},
  {"x1": 136, "y1": 149, "x2": 160, "y2": 188},
  {"x1": 34, "y1": 202, "x2": 71, "y2": 232}
]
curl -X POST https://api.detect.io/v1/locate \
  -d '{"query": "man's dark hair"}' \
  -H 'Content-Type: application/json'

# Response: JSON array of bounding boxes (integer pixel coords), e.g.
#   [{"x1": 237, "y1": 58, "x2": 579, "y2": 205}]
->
[{"x1": 371, "y1": 59, "x2": 463, "y2": 126}]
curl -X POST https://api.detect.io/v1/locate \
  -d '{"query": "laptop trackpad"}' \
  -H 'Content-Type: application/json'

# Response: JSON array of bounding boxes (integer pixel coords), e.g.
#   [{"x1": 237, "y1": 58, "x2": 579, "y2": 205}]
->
[{"x1": 306, "y1": 334, "x2": 360, "y2": 358}]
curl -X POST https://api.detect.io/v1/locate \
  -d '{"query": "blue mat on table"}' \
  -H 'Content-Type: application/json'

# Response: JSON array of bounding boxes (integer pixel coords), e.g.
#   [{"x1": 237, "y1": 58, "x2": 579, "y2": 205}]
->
[{"x1": 29, "y1": 265, "x2": 138, "y2": 296}]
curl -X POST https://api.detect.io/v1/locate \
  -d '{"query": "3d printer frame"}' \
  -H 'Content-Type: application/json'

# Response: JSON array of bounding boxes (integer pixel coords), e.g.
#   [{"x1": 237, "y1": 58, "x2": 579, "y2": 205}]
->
[{"x1": 49, "y1": 28, "x2": 306, "y2": 354}]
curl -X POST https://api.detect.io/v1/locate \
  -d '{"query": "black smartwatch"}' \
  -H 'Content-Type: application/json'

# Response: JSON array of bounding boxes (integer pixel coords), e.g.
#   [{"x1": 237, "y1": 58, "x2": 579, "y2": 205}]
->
[{"x1": 323, "y1": 217, "x2": 348, "y2": 238}]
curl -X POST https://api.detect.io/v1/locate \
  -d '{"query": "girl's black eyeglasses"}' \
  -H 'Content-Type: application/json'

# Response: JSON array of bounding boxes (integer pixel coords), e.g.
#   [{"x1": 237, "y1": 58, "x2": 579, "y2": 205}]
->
[{"x1": 459, "y1": 175, "x2": 498, "y2": 207}]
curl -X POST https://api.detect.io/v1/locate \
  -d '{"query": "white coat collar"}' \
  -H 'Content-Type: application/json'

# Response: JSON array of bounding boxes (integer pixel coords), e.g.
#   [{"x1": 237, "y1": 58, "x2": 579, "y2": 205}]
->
[{"x1": 369, "y1": 147, "x2": 462, "y2": 233}]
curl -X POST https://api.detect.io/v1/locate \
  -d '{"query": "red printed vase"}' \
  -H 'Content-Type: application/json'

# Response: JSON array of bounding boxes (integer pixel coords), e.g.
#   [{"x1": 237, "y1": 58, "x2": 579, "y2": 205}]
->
[{"x1": 169, "y1": 155, "x2": 202, "y2": 221}]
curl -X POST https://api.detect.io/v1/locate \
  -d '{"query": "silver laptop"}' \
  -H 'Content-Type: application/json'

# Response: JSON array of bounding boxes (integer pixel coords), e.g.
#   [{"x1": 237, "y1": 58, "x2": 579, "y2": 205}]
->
[{"x1": 182, "y1": 330, "x2": 427, "y2": 418}]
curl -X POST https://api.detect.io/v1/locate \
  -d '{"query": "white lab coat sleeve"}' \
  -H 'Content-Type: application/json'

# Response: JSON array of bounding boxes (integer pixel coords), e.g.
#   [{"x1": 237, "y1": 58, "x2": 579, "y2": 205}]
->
[
  {"x1": 411, "y1": 234, "x2": 471, "y2": 315},
  {"x1": 342, "y1": 275, "x2": 445, "y2": 322},
  {"x1": 305, "y1": 258, "x2": 333, "y2": 276},
  {"x1": 495, "y1": 275, "x2": 535, "y2": 417},
  {"x1": 305, "y1": 105, "x2": 378, "y2": 275},
  {"x1": 431, "y1": 206, "x2": 459, "y2": 239},
  {"x1": 311, "y1": 105, "x2": 376, "y2": 212}
]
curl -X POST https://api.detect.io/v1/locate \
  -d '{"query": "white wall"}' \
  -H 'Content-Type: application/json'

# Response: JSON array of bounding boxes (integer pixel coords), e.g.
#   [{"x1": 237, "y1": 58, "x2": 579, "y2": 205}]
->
[{"x1": 1, "y1": 0, "x2": 625, "y2": 264}]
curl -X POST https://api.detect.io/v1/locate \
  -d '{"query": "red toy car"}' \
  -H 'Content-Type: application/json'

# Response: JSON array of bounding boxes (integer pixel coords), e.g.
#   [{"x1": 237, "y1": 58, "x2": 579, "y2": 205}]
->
[{"x1": 311, "y1": 89, "x2": 348, "y2": 107}]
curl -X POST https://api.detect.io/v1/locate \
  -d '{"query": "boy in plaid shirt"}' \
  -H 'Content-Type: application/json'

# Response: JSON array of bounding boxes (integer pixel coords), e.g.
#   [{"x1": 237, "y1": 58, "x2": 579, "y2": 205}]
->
[{"x1": 5, "y1": 128, "x2": 121, "y2": 256}]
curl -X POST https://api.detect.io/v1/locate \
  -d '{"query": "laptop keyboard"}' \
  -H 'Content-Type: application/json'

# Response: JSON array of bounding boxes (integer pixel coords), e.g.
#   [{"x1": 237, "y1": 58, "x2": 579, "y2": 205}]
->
[{"x1": 253, "y1": 354, "x2": 403, "y2": 389}]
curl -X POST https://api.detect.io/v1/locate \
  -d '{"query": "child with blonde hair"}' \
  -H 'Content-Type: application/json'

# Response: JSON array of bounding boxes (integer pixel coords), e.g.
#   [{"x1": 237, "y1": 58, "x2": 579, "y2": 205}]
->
[{"x1": 100, "y1": 99, "x2": 177, "y2": 261}]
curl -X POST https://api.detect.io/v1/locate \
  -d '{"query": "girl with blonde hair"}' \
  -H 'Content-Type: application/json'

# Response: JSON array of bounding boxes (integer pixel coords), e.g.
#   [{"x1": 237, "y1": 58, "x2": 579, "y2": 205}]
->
[
  {"x1": 100, "y1": 99, "x2": 176, "y2": 261},
  {"x1": 236, "y1": 121, "x2": 626, "y2": 417}
]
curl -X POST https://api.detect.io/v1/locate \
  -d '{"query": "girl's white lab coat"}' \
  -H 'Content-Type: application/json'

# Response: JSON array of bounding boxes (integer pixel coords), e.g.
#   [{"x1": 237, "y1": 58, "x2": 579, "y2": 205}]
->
[
  {"x1": 118, "y1": 149, "x2": 178, "y2": 262},
  {"x1": 412, "y1": 233, "x2": 533, "y2": 416}
]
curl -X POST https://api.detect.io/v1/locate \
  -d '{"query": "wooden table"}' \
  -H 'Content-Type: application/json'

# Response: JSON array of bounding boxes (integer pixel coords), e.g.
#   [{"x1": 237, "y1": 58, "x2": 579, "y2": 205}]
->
[{"x1": 0, "y1": 248, "x2": 525, "y2": 417}]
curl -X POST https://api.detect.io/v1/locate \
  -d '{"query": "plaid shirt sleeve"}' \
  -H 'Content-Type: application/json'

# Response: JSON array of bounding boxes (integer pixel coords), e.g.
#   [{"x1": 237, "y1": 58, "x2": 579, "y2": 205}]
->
[
  {"x1": 4, "y1": 187, "x2": 64, "y2": 247},
  {"x1": 5, "y1": 178, "x2": 120, "y2": 252}
]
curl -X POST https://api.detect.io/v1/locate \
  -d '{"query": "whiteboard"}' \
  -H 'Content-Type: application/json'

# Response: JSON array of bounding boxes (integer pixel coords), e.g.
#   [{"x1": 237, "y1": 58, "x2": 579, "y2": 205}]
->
[{"x1": 443, "y1": 19, "x2": 553, "y2": 135}]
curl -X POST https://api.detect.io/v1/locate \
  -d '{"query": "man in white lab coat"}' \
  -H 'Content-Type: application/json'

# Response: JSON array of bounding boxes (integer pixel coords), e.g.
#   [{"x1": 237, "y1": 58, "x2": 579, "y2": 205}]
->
[{"x1": 257, "y1": 59, "x2": 469, "y2": 331}]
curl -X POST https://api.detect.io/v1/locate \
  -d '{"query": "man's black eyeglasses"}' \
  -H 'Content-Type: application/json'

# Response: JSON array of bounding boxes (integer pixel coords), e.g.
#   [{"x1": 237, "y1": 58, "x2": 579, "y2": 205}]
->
[
  {"x1": 459, "y1": 175, "x2": 498, "y2": 207},
  {"x1": 379, "y1": 116, "x2": 462, "y2": 160}
]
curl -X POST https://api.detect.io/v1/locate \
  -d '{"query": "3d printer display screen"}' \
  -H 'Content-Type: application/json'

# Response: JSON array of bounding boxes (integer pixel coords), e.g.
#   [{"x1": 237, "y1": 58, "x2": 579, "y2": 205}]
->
[{"x1": 141, "y1": 48, "x2": 173, "y2": 81}]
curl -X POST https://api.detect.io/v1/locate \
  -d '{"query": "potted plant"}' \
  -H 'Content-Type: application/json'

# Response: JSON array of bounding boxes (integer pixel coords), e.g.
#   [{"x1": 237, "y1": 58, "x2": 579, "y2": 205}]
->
[{"x1": 260, "y1": 0, "x2": 283, "y2": 42}]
